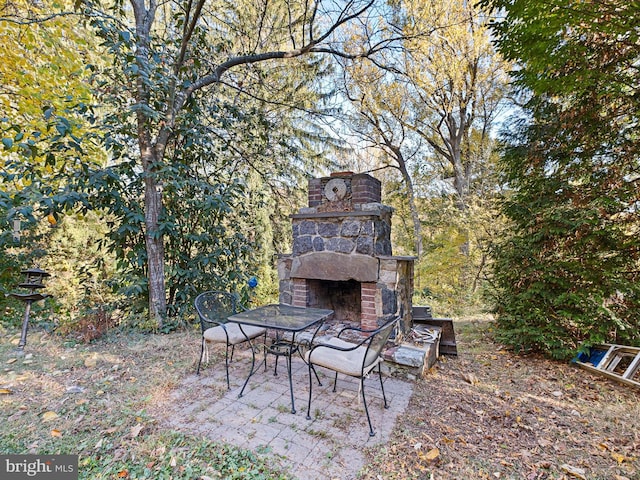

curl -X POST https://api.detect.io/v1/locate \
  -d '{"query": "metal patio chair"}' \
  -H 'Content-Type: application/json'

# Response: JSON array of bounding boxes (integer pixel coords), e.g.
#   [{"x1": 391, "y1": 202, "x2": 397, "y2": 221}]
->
[
  {"x1": 305, "y1": 317, "x2": 399, "y2": 436},
  {"x1": 195, "y1": 291, "x2": 266, "y2": 389}
]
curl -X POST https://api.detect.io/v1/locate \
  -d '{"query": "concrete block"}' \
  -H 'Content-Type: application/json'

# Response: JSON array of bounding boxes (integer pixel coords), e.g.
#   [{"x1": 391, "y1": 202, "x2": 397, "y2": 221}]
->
[{"x1": 383, "y1": 338, "x2": 440, "y2": 378}]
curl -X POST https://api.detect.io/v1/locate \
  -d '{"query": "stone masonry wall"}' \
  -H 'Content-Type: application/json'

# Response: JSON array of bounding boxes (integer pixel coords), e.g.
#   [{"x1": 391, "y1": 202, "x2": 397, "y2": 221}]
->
[{"x1": 291, "y1": 208, "x2": 393, "y2": 259}]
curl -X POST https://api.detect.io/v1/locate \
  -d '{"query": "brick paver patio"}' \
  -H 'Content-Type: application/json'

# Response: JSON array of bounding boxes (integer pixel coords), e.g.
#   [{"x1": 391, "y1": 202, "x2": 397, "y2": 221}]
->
[{"x1": 159, "y1": 346, "x2": 414, "y2": 479}]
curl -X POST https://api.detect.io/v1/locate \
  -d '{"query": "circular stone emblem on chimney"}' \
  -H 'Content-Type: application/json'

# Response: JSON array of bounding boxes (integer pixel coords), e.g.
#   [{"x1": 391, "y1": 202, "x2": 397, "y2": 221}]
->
[{"x1": 324, "y1": 178, "x2": 348, "y2": 202}]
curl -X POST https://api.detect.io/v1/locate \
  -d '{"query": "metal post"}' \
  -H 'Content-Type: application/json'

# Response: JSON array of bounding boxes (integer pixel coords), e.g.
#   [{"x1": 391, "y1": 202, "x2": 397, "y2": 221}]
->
[{"x1": 17, "y1": 300, "x2": 33, "y2": 352}]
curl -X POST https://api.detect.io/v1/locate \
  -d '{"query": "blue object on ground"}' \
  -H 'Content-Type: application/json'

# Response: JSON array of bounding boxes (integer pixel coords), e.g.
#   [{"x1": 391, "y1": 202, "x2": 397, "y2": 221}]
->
[{"x1": 573, "y1": 346, "x2": 607, "y2": 366}]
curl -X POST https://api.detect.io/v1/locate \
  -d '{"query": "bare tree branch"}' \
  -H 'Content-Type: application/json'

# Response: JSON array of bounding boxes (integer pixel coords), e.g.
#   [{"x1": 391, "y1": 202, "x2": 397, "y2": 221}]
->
[{"x1": 178, "y1": 0, "x2": 376, "y2": 106}]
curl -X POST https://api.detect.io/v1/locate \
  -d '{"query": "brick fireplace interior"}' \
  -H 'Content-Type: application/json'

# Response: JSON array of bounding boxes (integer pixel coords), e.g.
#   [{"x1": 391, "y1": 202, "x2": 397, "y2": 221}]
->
[
  {"x1": 277, "y1": 172, "x2": 415, "y2": 335},
  {"x1": 306, "y1": 279, "x2": 361, "y2": 323}
]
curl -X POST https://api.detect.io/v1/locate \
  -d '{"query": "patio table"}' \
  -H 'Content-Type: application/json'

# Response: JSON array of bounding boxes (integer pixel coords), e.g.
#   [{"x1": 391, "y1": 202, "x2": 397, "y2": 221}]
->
[{"x1": 228, "y1": 303, "x2": 333, "y2": 413}]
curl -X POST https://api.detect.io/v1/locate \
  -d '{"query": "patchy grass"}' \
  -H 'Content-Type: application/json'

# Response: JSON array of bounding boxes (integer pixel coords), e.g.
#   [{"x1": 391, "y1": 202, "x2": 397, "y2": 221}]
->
[
  {"x1": 361, "y1": 318, "x2": 640, "y2": 480},
  {"x1": 2, "y1": 318, "x2": 639, "y2": 480},
  {"x1": 0, "y1": 326, "x2": 290, "y2": 479}
]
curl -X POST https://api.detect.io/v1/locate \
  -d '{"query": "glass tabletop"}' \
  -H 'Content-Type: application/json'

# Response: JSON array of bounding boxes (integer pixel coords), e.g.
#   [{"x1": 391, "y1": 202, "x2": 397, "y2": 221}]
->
[{"x1": 228, "y1": 304, "x2": 334, "y2": 332}]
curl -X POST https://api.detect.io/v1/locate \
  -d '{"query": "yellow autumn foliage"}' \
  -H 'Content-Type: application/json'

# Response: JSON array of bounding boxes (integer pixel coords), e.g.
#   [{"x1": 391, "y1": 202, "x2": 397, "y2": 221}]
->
[
  {"x1": 0, "y1": 0, "x2": 92, "y2": 132},
  {"x1": 1, "y1": 0, "x2": 107, "y2": 199}
]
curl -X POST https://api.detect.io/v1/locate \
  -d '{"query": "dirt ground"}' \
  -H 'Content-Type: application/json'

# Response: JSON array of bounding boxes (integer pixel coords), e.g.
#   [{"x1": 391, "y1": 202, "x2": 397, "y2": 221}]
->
[
  {"x1": 360, "y1": 320, "x2": 640, "y2": 480},
  {"x1": 2, "y1": 318, "x2": 638, "y2": 479}
]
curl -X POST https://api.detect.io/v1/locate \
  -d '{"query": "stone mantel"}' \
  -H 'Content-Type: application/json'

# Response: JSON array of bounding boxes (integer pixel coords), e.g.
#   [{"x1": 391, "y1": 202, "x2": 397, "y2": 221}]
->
[
  {"x1": 290, "y1": 252, "x2": 379, "y2": 282},
  {"x1": 287, "y1": 252, "x2": 419, "y2": 283}
]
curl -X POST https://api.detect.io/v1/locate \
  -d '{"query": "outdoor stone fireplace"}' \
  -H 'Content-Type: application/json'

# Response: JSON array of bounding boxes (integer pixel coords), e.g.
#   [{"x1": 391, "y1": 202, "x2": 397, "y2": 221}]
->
[{"x1": 277, "y1": 172, "x2": 415, "y2": 336}]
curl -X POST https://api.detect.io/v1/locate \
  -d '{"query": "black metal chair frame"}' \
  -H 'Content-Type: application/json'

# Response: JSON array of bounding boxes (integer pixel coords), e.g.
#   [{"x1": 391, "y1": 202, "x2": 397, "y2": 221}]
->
[
  {"x1": 194, "y1": 291, "x2": 266, "y2": 389},
  {"x1": 305, "y1": 317, "x2": 398, "y2": 436}
]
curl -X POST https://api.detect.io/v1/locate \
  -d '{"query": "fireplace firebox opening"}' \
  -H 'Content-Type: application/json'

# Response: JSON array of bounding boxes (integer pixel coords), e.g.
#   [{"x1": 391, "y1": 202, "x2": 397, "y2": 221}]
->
[{"x1": 307, "y1": 279, "x2": 361, "y2": 325}]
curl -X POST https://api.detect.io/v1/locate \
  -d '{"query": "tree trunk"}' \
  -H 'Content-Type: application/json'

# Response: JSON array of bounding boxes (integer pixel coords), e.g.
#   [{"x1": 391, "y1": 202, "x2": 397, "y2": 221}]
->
[
  {"x1": 394, "y1": 150, "x2": 423, "y2": 257},
  {"x1": 139, "y1": 131, "x2": 167, "y2": 326},
  {"x1": 406, "y1": 180, "x2": 423, "y2": 257},
  {"x1": 131, "y1": 0, "x2": 166, "y2": 326},
  {"x1": 143, "y1": 164, "x2": 167, "y2": 327}
]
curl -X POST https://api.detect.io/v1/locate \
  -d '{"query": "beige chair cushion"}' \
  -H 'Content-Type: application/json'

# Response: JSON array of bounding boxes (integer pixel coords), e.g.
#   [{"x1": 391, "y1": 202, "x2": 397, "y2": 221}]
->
[
  {"x1": 306, "y1": 337, "x2": 381, "y2": 377},
  {"x1": 203, "y1": 323, "x2": 266, "y2": 345}
]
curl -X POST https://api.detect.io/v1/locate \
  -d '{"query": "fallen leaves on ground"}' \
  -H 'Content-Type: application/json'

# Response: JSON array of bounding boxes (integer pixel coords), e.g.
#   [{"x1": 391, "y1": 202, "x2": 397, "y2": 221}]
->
[
  {"x1": 129, "y1": 423, "x2": 144, "y2": 438},
  {"x1": 361, "y1": 320, "x2": 640, "y2": 480},
  {"x1": 41, "y1": 411, "x2": 59, "y2": 422}
]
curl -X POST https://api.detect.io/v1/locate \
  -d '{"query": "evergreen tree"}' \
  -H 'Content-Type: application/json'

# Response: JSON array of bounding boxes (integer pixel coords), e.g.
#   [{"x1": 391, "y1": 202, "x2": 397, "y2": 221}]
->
[{"x1": 483, "y1": 0, "x2": 640, "y2": 357}]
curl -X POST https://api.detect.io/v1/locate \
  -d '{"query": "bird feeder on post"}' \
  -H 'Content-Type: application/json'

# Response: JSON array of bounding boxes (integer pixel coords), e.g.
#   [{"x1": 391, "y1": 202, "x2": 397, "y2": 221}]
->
[{"x1": 9, "y1": 267, "x2": 51, "y2": 354}]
